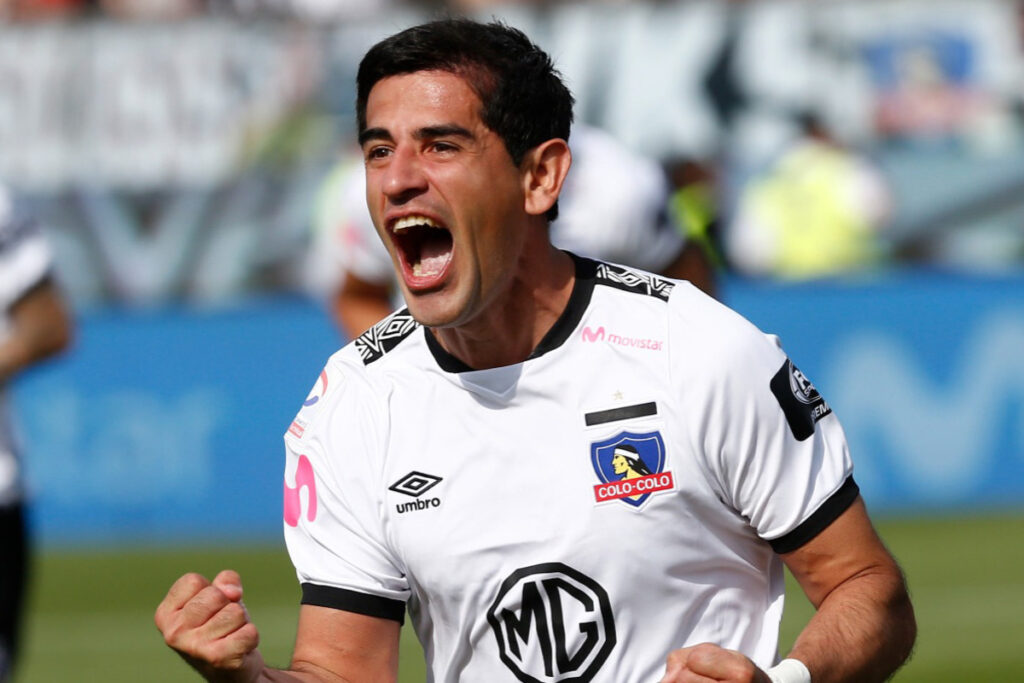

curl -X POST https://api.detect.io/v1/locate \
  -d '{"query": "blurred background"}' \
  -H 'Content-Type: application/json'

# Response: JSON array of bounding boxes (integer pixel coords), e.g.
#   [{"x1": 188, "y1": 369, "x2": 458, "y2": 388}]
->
[{"x1": 1, "y1": 0, "x2": 1022, "y2": 680}]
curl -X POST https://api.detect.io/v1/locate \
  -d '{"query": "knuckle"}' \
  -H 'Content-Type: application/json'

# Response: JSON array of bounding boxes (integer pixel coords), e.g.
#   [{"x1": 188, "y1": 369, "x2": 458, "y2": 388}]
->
[
  {"x1": 164, "y1": 624, "x2": 196, "y2": 653},
  {"x1": 190, "y1": 586, "x2": 228, "y2": 612},
  {"x1": 179, "y1": 572, "x2": 209, "y2": 593},
  {"x1": 210, "y1": 604, "x2": 246, "y2": 632},
  {"x1": 222, "y1": 601, "x2": 246, "y2": 620},
  {"x1": 208, "y1": 636, "x2": 252, "y2": 671},
  {"x1": 238, "y1": 623, "x2": 261, "y2": 650},
  {"x1": 691, "y1": 642, "x2": 718, "y2": 662}
]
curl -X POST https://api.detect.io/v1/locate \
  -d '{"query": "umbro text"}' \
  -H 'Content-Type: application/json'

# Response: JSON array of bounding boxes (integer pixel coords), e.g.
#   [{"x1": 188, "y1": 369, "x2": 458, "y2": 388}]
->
[{"x1": 396, "y1": 497, "x2": 441, "y2": 514}]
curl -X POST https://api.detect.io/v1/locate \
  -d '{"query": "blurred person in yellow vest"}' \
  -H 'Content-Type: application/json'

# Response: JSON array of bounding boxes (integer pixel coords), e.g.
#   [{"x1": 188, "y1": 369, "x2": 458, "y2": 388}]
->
[
  {"x1": 726, "y1": 113, "x2": 893, "y2": 279},
  {"x1": 666, "y1": 155, "x2": 726, "y2": 290}
]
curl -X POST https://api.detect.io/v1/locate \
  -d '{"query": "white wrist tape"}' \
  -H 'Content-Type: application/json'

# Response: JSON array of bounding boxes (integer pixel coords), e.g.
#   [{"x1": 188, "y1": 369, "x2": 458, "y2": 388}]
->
[{"x1": 766, "y1": 658, "x2": 811, "y2": 683}]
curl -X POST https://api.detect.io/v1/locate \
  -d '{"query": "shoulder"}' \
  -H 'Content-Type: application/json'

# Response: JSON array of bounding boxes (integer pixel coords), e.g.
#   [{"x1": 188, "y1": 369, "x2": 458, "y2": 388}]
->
[
  {"x1": 0, "y1": 185, "x2": 42, "y2": 253},
  {"x1": 350, "y1": 308, "x2": 422, "y2": 366},
  {"x1": 665, "y1": 282, "x2": 789, "y2": 393},
  {"x1": 0, "y1": 187, "x2": 54, "y2": 308},
  {"x1": 584, "y1": 256, "x2": 771, "y2": 355},
  {"x1": 285, "y1": 309, "x2": 425, "y2": 456},
  {"x1": 589, "y1": 258, "x2": 677, "y2": 303}
]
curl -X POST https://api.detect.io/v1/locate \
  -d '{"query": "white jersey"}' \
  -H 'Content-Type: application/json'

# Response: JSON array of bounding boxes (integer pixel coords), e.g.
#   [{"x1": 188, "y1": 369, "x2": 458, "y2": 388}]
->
[
  {"x1": 283, "y1": 255, "x2": 856, "y2": 683},
  {"x1": 304, "y1": 126, "x2": 685, "y2": 300},
  {"x1": 0, "y1": 185, "x2": 55, "y2": 506}
]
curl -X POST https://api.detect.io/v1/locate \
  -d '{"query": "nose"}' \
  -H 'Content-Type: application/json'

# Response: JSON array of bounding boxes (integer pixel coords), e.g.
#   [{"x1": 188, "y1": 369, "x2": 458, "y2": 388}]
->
[{"x1": 381, "y1": 145, "x2": 428, "y2": 205}]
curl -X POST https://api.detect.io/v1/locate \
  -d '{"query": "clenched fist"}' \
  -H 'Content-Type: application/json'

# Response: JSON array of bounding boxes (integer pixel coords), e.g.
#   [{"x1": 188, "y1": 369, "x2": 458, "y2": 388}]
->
[
  {"x1": 154, "y1": 569, "x2": 264, "y2": 682},
  {"x1": 661, "y1": 643, "x2": 772, "y2": 683}
]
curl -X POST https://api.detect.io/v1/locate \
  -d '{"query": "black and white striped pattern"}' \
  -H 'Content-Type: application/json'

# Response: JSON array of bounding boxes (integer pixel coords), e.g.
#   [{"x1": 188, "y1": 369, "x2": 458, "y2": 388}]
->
[
  {"x1": 354, "y1": 310, "x2": 420, "y2": 365},
  {"x1": 595, "y1": 262, "x2": 675, "y2": 301}
]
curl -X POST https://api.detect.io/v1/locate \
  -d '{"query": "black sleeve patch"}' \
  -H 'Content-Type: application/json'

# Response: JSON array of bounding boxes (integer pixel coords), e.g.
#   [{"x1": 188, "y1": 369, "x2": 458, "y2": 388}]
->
[
  {"x1": 769, "y1": 359, "x2": 832, "y2": 441},
  {"x1": 301, "y1": 583, "x2": 406, "y2": 624},
  {"x1": 768, "y1": 476, "x2": 859, "y2": 554}
]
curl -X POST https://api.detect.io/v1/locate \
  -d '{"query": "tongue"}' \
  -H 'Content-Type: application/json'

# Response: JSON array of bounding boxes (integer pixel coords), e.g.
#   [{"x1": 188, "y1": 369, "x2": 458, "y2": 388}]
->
[{"x1": 418, "y1": 238, "x2": 452, "y2": 276}]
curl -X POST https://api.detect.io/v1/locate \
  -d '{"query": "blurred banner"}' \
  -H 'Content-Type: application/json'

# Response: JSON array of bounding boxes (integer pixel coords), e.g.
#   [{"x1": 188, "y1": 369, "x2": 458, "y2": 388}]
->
[
  {"x1": 727, "y1": 273, "x2": 1024, "y2": 515},
  {"x1": 12, "y1": 275, "x2": 1024, "y2": 547},
  {"x1": 1, "y1": 0, "x2": 1023, "y2": 305},
  {"x1": 14, "y1": 298, "x2": 341, "y2": 546}
]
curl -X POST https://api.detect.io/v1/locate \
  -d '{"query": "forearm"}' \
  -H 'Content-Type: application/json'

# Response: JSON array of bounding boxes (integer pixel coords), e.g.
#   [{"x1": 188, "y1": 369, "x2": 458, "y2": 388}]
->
[
  {"x1": 0, "y1": 332, "x2": 62, "y2": 382},
  {"x1": 787, "y1": 566, "x2": 916, "y2": 683},
  {"x1": 0, "y1": 282, "x2": 73, "y2": 383},
  {"x1": 216, "y1": 650, "x2": 355, "y2": 683},
  {"x1": 182, "y1": 647, "x2": 368, "y2": 683}
]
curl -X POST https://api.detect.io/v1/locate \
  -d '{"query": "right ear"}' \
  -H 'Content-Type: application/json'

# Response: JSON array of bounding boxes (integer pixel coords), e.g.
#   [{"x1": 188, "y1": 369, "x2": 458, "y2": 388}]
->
[{"x1": 520, "y1": 138, "x2": 572, "y2": 218}]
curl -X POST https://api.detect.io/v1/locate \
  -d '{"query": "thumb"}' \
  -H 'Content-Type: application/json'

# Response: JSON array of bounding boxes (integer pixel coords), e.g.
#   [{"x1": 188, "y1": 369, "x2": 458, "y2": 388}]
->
[
  {"x1": 212, "y1": 569, "x2": 244, "y2": 602},
  {"x1": 661, "y1": 646, "x2": 695, "y2": 682}
]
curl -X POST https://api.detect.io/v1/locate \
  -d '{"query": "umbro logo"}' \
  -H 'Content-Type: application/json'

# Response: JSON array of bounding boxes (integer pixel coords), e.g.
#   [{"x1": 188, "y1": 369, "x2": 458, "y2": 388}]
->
[
  {"x1": 389, "y1": 471, "x2": 442, "y2": 497},
  {"x1": 389, "y1": 471, "x2": 443, "y2": 514}
]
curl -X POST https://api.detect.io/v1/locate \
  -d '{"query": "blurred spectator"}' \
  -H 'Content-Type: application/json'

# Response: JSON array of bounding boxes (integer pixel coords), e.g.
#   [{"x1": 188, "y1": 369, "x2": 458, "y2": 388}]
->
[
  {"x1": 0, "y1": 184, "x2": 73, "y2": 682},
  {"x1": 306, "y1": 124, "x2": 716, "y2": 340},
  {"x1": 0, "y1": 0, "x2": 87, "y2": 21},
  {"x1": 99, "y1": 0, "x2": 203, "y2": 21},
  {"x1": 666, "y1": 155, "x2": 725, "y2": 295},
  {"x1": 725, "y1": 114, "x2": 893, "y2": 279}
]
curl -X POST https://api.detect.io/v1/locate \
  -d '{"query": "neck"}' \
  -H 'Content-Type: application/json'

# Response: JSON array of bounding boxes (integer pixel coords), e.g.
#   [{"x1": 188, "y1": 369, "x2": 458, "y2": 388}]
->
[{"x1": 431, "y1": 246, "x2": 575, "y2": 370}]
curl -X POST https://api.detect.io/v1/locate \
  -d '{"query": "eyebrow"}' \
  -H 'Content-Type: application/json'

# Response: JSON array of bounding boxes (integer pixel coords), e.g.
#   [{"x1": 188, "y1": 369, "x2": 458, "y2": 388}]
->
[
  {"x1": 358, "y1": 124, "x2": 475, "y2": 147},
  {"x1": 358, "y1": 127, "x2": 392, "y2": 147},
  {"x1": 416, "y1": 124, "x2": 474, "y2": 141}
]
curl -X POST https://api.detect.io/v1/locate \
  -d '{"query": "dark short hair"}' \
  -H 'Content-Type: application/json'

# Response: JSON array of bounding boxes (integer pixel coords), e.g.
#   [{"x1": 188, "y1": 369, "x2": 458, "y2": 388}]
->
[{"x1": 356, "y1": 18, "x2": 574, "y2": 220}]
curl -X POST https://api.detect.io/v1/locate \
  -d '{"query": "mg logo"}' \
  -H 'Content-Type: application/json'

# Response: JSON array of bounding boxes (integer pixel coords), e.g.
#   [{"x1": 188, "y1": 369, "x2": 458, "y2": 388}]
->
[{"x1": 487, "y1": 563, "x2": 616, "y2": 683}]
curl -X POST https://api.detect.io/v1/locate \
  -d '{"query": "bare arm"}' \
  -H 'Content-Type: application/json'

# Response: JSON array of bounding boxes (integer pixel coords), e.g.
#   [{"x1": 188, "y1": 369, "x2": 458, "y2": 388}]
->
[
  {"x1": 155, "y1": 571, "x2": 401, "y2": 683},
  {"x1": 331, "y1": 272, "x2": 395, "y2": 341},
  {"x1": 662, "y1": 497, "x2": 915, "y2": 682},
  {"x1": 0, "y1": 278, "x2": 73, "y2": 384},
  {"x1": 781, "y1": 496, "x2": 916, "y2": 682}
]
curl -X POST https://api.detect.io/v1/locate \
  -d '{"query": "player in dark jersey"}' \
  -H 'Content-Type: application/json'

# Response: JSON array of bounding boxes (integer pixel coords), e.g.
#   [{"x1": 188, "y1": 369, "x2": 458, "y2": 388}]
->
[{"x1": 0, "y1": 184, "x2": 73, "y2": 681}]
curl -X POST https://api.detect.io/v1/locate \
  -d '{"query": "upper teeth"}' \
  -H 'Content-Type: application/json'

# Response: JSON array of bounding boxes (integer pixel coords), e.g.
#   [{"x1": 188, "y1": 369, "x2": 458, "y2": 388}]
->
[{"x1": 394, "y1": 215, "x2": 439, "y2": 232}]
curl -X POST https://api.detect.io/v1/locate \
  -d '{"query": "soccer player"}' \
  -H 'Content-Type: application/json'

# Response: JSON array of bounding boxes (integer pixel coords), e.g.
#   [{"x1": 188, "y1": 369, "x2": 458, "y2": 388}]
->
[
  {"x1": 0, "y1": 183, "x2": 74, "y2": 681},
  {"x1": 155, "y1": 18, "x2": 916, "y2": 683}
]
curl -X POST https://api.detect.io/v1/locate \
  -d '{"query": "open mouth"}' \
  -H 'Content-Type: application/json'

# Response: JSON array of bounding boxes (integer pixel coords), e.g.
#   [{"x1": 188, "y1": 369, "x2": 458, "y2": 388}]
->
[{"x1": 391, "y1": 215, "x2": 454, "y2": 289}]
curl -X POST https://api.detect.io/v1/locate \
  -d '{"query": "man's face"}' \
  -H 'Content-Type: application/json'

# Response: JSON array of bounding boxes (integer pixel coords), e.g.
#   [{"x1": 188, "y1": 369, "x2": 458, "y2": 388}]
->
[{"x1": 361, "y1": 70, "x2": 530, "y2": 329}]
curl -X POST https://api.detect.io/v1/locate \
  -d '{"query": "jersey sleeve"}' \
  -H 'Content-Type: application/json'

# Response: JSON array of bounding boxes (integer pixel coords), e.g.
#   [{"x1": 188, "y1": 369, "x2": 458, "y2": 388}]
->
[
  {"x1": 0, "y1": 186, "x2": 53, "y2": 312},
  {"x1": 282, "y1": 353, "x2": 408, "y2": 622},
  {"x1": 673, "y1": 288, "x2": 856, "y2": 553}
]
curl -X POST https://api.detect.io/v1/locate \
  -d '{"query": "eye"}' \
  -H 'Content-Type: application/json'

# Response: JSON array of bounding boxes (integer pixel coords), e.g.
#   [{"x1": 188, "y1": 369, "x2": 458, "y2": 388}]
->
[
  {"x1": 365, "y1": 145, "x2": 392, "y2": 162},
  {"x1": 430, "y1": 140, "x2": 459, "y2": 154}
]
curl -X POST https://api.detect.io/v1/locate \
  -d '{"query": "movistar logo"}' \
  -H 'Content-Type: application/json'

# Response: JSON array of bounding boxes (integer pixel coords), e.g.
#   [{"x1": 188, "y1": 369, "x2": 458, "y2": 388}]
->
[
  {"x1": 284, "y1": 454, "x2": 317, "y2": 527},
  {"x1": 581, "y1": 326, "x2": 663, "y2": 351}
]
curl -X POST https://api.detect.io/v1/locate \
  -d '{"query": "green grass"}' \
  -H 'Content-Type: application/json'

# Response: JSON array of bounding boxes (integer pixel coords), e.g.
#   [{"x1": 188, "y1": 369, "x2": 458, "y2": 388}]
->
[{"x1": 13, "y1": 513, "x2": 1024, "y2": 681}]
